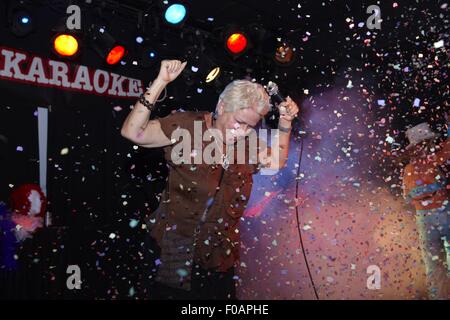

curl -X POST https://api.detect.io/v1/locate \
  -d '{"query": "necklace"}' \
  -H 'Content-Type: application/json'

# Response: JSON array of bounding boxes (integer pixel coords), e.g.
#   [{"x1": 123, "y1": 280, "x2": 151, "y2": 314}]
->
[{"x1": 211, "y1": 114, "x2": 230, "y2": 170}]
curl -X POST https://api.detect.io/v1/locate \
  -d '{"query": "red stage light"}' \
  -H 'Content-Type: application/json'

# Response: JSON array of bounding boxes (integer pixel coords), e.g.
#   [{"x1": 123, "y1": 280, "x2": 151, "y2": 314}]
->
[
  {"x1": 226, "y1": 33, "x2": 248, "y2": 55},
  {"x1": 106, "y1": 45, "x2": 126, "y2": 65}
]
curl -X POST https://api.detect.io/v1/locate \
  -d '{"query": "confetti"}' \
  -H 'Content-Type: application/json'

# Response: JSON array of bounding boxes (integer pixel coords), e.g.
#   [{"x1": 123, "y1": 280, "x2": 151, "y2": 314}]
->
[
  {"x1": 129, "y1": 219, "x2": 139, "y2": 228},
  {"x1": 433, "y1": 40, "x2": 444, "y2": 49}
]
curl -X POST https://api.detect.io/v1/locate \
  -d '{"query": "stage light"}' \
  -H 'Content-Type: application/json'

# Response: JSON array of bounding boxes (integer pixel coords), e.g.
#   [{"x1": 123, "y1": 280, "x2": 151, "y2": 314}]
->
[
  {"x1": 198, "y1": 58, "x2": 221, "y2": 84},
  {"x1": 106, "y1": 45, "x2": 126, "y2": 65},
  {"x1": 139, "y1": 47, "x2": 158, "y2": 68},
  {"x1": 206, "y1": 67, "x2": 221, "y2": 83},
  {"x1": 9, "y1": 8, "x2": 34, "y2": 37},
  {"x1": 53, "y1": 34, "x2": 80, "y2": 57},
  {"x1": 147, "y1": 49, "x2": 157, "y2": 59},
  {"x1": 50, "y1": 15, "x2": 84, "y2": 60},
  {"x1": 144, "y1": 49, "x2": 157, "y2": 62},
  {"x1": 181, "y1": 45, "x2": 222, "y2": 84},
  {"x1": 136, "y1": 36, "x2": 144, "y2": 44},
  {"x1": 164, "y1": 3, "x2": 188, "y2": 26},
  {"x1": 247, "y1": 24, "x2": 296, "y2": 66},
  {"x1": 90, "y1": 25, "x2": 127, "y2": 66},
  {"x1": 274, "y1": 42, "x2": 295, "y2": 66},
  {"x1": 226, "y1": 32, "x2": 248, "y2": 56}
]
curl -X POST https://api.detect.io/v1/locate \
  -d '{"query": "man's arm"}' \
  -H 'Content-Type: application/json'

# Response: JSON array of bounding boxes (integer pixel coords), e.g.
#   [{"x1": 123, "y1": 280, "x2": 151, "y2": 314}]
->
[
  {"x1": 258, "y1": 96, "x2": 299, "y2": 170},
  {"x1": 120, "y1": 60, "x2": 186, "y2": 148}
]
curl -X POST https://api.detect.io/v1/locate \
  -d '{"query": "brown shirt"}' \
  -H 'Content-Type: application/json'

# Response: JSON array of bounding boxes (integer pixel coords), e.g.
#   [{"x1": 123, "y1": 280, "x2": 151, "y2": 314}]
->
[
  {"x1": 148, "y1": 111, "x2": 260, "y2": 272},
  {"x1": 402, "y1": 138, "x2": 450, "y2": 212}
]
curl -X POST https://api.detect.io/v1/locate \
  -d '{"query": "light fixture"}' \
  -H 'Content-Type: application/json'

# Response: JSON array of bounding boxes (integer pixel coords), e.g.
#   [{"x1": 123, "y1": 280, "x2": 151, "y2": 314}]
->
[
  {"x1": 163, "y1": 2, "x2": 188, "y2": 26},
  {"x1": 53, "y1": 34, "x2": 80, "y2": 57},
  {"x1": 223, "y1": 25, "x2": 250, "y2": 59},
  {"x1": 226, "y1": 32, "x2": 248, "y2": 55},
  {"x1": 206, "y1": 67, "x2": 221, "y2": 83},
  {"x1": 8, "y1": 4, "x2": 34, "y2": 38},
  {"x1": 90, "y1": 25, "x2": 127, "y2": 66},
  {"x1": 182, "y1": 45, "x2": 222, "y2": 85},
  {"x1": 139, "y1": 46, "x2": 158, "y2": 68},
  {"x1": 106, "y1": 45, "x2": 126, "y2": 65},
  {"x1": 51, "y1": 16, "x2": 83, "y2": 59},
  {"x1": 274, "y1": 41, "x2": 295, "y2": 66},
  {"x1": 136, "y1": 36, "x2": 144, "y2": 44}
]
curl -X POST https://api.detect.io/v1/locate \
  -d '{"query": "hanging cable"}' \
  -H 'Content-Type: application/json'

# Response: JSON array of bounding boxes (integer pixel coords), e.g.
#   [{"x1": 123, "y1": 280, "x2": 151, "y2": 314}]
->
[{"x1": 294, "y1": 131, "x2": 320, "y2": 300}]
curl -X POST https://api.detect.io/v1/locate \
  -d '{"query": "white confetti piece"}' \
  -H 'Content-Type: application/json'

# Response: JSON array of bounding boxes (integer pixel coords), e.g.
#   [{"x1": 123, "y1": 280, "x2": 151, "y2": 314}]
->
[
  {"x1": 385, "y1": 136, "x2": 394, "y2": 144},
  {"x1": 129, "y1": 219, "x2": 139, "y2": 228},
  {"x1": 433, "y1": 40, "x2": 444, "y2": 49},
  {"x1": 346, "y1": 80, "x2": 353, "y2": 89}
]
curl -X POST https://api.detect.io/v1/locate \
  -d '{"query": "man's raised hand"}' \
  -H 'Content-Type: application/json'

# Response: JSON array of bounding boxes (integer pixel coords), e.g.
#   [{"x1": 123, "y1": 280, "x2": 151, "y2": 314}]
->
[{"x1": 157, "y1": 60, "x2": 187, "y2": 84}]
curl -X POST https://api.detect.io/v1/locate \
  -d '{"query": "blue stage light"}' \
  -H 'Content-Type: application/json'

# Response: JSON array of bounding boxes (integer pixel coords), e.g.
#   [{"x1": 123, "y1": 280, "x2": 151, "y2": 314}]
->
[
  {"x1": 164, "y1": 4, "x2": 187, "y2": 25},
  {"x1": 20, "y1": 16, "x2": 30, "y2": 24},
  {"x1": 10, "y1": 9, "x2": 34, "y2": 37}
]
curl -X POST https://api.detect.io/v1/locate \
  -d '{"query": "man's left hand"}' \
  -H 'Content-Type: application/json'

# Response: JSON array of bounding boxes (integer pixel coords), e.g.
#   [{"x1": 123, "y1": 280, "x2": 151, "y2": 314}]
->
[{"x1": 278, "y1": 96, "x2": 299, "y2": 122}]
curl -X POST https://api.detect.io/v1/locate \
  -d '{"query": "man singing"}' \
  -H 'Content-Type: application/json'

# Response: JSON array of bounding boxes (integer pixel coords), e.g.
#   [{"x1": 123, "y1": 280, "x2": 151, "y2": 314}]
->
[{"x1": 121, "y1": 59, "x2": 299, "y2": 299}]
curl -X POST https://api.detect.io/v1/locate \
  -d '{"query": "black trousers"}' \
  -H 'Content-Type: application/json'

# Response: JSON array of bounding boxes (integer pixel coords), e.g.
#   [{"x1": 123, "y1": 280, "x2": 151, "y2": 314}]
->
[{"x1": 143, "y1": 232, "x2": 236, "y2": 300}]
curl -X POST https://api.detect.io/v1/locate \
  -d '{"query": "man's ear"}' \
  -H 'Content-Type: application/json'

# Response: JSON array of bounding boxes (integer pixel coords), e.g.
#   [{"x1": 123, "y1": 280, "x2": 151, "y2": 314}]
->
[{"x1": 217, "y1": 100, "x2": 225, "y2": 116}]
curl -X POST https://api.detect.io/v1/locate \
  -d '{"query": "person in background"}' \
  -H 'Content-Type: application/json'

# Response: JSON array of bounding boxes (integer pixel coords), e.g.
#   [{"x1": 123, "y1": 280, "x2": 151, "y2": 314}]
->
[{"x1": 401, "y1": 116, "x2": 449, "y2": 299}]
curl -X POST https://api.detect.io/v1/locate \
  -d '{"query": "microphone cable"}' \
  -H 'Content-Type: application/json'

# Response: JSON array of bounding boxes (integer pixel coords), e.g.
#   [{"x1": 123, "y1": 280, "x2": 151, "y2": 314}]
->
[{"x1": 293, "y1": 127, "x2": 320, "y2": 300}]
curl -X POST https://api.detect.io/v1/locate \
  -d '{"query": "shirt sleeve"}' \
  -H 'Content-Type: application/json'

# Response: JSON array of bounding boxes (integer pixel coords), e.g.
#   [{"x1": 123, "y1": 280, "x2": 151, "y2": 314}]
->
[{"x1": 156, "y1": 111, "x2": 188, "y2": 142}]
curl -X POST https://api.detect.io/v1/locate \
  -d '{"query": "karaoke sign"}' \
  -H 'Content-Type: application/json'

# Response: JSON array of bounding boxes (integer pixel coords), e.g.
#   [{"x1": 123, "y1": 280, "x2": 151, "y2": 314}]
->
[{"x1": 0, "y1": 46, "x2": 144, "y2": 99}]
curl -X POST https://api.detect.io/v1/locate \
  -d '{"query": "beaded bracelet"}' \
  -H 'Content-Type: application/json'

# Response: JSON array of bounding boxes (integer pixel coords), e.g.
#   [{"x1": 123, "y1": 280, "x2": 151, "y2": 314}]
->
[{"x1": 138, "y1": 93, "x2": 156, "y2": 111}]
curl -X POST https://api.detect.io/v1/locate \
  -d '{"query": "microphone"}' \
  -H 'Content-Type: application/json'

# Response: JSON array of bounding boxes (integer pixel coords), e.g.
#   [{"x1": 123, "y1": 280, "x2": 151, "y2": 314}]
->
[
  {"x1": 266, "y1": 81, "x2": 285, "y2": 106},
  {"x1": 264, "y1": 81, "x2": 285, "y2": 129},
  {"x1": 264, "y1": 81, "x2": 305, "y2": 138}
]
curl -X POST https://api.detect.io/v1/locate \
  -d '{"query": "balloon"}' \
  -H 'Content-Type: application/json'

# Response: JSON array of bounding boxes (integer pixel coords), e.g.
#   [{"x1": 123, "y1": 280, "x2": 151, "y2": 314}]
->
[{"x1": 9, "y1": 184, "x2": 47, "y2": 217}]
